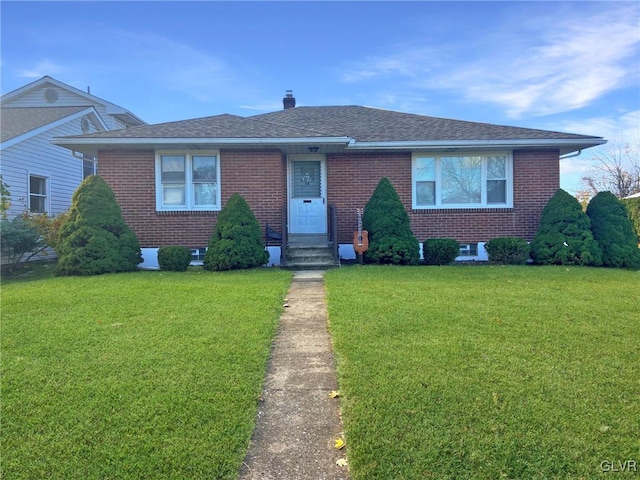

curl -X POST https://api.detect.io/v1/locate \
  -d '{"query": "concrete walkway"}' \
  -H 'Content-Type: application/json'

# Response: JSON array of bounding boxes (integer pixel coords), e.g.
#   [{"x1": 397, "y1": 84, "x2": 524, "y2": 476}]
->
[{"x1": 238, "y1": 271, "x2": 348, "y2": 480}]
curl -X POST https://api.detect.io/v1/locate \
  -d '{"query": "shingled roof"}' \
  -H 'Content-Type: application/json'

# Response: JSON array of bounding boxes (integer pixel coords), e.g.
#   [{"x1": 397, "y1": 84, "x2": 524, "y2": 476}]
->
[
  {"x1": 52, "y1": 105, "x2": 605, "y2": 156},
  {"x1": 1, "y1": 106, "x2": 89, "y2": 143}
]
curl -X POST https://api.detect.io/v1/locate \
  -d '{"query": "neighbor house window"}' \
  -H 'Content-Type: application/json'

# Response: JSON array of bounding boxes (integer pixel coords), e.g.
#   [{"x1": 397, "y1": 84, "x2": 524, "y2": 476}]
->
[
  {"x1": 155, "y1": 152, "x2": 220, "y2": 211},
  {"x1": 83, "y1": 158, "x2": 97, "y2": 179},
  {"x1": 412, "y1": 153, "x2": 512, "y2": 208},
  {"x1": 29, "y1": 175, "x2": 48, "y2": 213}
]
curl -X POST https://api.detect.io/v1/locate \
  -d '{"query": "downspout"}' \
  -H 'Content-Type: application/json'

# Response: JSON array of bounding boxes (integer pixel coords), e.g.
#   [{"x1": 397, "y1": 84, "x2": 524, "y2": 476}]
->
[{"x1": 559, "y1": 149, "x2": 582, "y2": 159}]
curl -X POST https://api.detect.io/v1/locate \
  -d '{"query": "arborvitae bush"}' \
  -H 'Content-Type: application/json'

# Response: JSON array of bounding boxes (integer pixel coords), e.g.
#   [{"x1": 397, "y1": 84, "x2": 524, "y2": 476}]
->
[
  {"x1": 530, "y1": 189, "x2": 602, "y2": 266},
  {"x1": 485, "y1": 237, "x2": 531, "y2": 265},
  {"x1": 586, "y1": 192, "x2": 640, "y2": 269},
  {"x1": 158, "y1": 246, "x2": 193, "y2": 272},
  {"x1": 362, "y1": 177, "x2": 420, "y2": 265},
  {"x1": 622, "y1": 197, "x2": 640, "y2": 243},
  {"x1": 422, "y1": 238, "x2": 459, "y2": 265},
  {"x1": 204, "y1": 193, "x2": 268, "y2": 271},
  {"x1": 56, "y1": 176, "x2": 142, "y2": 275}
]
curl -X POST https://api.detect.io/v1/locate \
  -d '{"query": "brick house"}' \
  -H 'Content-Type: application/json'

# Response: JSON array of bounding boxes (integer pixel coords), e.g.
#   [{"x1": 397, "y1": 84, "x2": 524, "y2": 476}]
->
[{"x1": 53, "y1": 92, "x2": 605, "y2": 268}]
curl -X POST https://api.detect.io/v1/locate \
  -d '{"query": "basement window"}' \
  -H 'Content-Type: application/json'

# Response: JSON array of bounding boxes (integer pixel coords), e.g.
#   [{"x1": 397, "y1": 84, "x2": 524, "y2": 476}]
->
[{"x1": 458, "y1": 244, "x2": 478, "y2": 257}]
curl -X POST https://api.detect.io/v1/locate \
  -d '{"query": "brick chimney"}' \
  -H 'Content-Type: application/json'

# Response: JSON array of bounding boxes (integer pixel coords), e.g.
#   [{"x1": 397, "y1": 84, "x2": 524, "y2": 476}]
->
[{"x1": 283, "y1": 90, "x2": 296, "y2": 109}]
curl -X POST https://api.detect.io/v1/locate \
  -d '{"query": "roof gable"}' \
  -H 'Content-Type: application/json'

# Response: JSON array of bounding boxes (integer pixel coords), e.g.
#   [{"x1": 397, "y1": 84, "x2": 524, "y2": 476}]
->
[
  {"x1": 0, "y1": 106, "x2": 108, "y2": 147},
  {"x1": 1, "y1": 76, "x2": 146, "y2": 126}
]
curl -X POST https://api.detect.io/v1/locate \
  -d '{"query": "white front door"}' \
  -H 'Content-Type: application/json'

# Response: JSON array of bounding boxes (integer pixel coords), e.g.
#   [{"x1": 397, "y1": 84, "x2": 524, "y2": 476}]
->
[{"x1": 289, "y1": 157, "x2": 327, "y2": 234}]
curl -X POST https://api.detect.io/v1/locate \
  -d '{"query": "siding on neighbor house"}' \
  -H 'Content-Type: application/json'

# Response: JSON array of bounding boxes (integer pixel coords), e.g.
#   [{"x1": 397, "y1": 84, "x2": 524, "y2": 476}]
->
[
  {"x1": 1, "y1": 118, "x2": 90, "y2": 217},
  {"x1": 5, "y1": 87, "x2": 124, "y2": 130},
  {"x1": 99, "y1": 148, "x2": 559, "y2": 249}
]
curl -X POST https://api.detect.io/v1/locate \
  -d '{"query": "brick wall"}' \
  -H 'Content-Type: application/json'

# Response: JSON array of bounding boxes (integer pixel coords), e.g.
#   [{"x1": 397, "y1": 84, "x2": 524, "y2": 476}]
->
[
  {"x1": 98, "y1": 149, "x2": 285, "y2": 248},
  {"x1": 327, "y1": 150, "x2": 559, "y2": 244},
  {"x1": 99, "y1": 148, "x2": 558, "y2": 248}
]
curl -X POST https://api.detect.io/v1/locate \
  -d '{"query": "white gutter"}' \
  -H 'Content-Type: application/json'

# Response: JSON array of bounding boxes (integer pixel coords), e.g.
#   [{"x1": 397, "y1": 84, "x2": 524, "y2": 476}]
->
[
  {"x1": 345, "y1": 138, "x2": 606, "y2": 150},
  {"x1": 51, "y1": 136, "x2": 352, "y2": 147}
]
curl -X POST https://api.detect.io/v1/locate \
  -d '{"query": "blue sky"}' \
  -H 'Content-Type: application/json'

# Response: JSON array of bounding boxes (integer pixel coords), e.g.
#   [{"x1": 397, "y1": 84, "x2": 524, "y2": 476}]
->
[{"x1": 1, "y1": 1, "x2": 639, "y2": 192}]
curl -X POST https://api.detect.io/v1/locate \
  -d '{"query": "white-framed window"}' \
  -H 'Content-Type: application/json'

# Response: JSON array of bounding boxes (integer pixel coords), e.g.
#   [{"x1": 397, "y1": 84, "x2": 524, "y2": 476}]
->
[
  {"x1": 29, "y1": 174, "x2": 48, "y2": 213},
  {"x1": 412, "y1": 153, "x2": 513, "y2": 209},
  {"x1": 155, "y1": 151, "x2": 220, "y2": 211}
]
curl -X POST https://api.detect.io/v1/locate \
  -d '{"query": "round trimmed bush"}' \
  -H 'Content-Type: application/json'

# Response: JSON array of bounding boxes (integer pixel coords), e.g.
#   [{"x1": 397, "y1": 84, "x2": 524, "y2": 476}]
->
[
  {"x1": 362, "y1": 177, "x2": 420, "y2": 265},
  {"x1": 204, "y1": 193, "x2": 269, "y2": 271},
  {"x1": 484, "y1": 237, "x2": 531, "y2": 265},
  {"x1": 422, "y1": 238, "x2": 459, "y2": 265},
  {"x1": 158, "y1": 246, "x2": 192, "y2": 271},
  {"x1": 56, "y1": 176, "x2": 142, "y2": 276},
  {"x1": 530, "y1": 189, "x2": 602, "y2": 266},
  {"x1": 586, "y1": 191, "x2": 640, "y2": 269}
]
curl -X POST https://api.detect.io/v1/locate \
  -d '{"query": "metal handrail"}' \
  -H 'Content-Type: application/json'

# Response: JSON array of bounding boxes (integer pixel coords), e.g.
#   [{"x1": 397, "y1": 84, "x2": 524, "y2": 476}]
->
[
  {"x1": 281, "y1": 204, "x2": 287, "y2": 266},
  {"x1": 329, "y1": 204, "x2": 339, "y2": 263}
]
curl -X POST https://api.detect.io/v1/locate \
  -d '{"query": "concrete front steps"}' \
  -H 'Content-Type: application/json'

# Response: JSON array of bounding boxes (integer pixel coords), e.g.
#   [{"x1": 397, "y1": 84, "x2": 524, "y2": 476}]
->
[{"x1": 285, "y1": 235, "x2": 340, "y2": 270}]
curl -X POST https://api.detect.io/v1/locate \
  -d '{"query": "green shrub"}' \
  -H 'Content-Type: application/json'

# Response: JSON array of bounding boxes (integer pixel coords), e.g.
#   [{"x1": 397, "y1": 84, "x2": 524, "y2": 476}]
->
[
  {"x1": 56, "y1": 176, "x2": 142, "y2": 276},
  {"x1": 586, "y1": 192, "x2": 640, "y2": 269},
  {"x1": 362, "y1": 177, "x2": 420, "y2": 265},
  {"x1": 485, "y1": 237, "x2": 531, "y2": 265},
  {"x1": 622, "y1": 197, "x2": 640, "y2": 242},
  {"x1": 158, "y1": 246, "x2": 193, "y2": 271},
  {"x1": 530, "y1": 189, "x2": 602, "y2": 266},
  {"x1": 422, "y1": 238, "x2": 459, "y2": 265},
  {"x1": 204, "y1": 193, "x2": 269, "y2": 271}
]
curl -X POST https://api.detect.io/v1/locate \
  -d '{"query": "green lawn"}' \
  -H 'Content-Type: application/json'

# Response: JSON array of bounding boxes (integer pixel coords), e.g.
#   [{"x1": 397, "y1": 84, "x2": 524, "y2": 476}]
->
[
  {"x1": 1, "y1": 268, "x2": 292, "y2": 479},
  {"x1": 325, "y1": 265, "x2": 640, "y2": 480}
]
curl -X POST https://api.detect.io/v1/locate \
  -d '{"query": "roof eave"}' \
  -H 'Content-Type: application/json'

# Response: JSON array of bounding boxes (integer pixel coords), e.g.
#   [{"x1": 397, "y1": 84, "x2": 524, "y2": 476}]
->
[
  {"x1": 51, "y1": 136, "x2": 352, "y2": 156},
  {"x1": 346, "y1": 138, "x2": 607, "y2": 155}
]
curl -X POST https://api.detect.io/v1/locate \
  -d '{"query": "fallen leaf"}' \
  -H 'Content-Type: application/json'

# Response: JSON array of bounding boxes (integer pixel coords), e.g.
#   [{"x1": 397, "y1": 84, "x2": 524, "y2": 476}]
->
[
  {"x1": 492, "y1": 392, "x2": 499, "y2": 405},
  {"x1": 599, "y1": 425, "x2": 611, "y2": 433},
  {"x1": 336, "y1": 458, "x2": 348, "y2": 467},
  {"x1": 328, "y1": 390, "x2": 340, "y2": 398},
  {"x1": 334, "y1": 438, "x2": 345, "y2": 449}
]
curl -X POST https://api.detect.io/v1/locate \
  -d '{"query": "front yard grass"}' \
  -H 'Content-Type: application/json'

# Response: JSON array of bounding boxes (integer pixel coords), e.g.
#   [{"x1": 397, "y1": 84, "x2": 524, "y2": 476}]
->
[
  {"x1": 325, "y1": 265, "x2": 640, "y2": 479},
  {"x1": 1, "y1": 268, "x2": 292, "y2": 479}
]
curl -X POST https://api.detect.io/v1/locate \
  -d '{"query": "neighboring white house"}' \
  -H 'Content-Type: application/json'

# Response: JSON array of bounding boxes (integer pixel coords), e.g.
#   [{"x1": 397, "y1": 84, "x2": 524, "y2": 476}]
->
[{"x1": 0, "y1": 76, "x2": 145, "y2": 218}]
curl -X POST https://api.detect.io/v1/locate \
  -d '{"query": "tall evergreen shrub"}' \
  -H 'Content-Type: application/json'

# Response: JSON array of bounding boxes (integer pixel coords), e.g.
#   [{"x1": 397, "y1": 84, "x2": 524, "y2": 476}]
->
[
  {"x1": 530, "y1": 189, "x2": 601, "y2": 266},
  {"x1": 56, "y1": 176, "x2": 142, "y2": 275},
  {"x1": 362, "y1": 177, "x2": 420, "y2": 265},
  {"x1": 586, "y1": 191, "x2": 640, "y2": 269},
  {"x1": 622, "y1": 196, "x2": 640, "y2": 242},
  {"x1": 204, "y1": 193, "x2": 269, "y2": 271}
]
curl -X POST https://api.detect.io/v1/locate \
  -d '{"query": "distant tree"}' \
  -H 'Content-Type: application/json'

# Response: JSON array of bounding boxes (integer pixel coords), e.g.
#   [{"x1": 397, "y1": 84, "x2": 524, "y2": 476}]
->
[
  {"x1": 586, "y1": 192, "x2": 640, "y2": 269},
  {"x1": 362, "y1": 177, "x2": 420, "y2": 265},
  {"x1": 530, "y1": 189, "x2": 602, "y2": 266},
  {"x1": 582, "y1": 139, "x2": 640, "y2": 199},
  {"x1": 204, "y1": 193, "x2": 268, "y2": 271},
  {"x1": 56, "y1": 176, "x2": 142, "y2": 276},
  {"x1": 622, "y1": 196, "x2": 640, "y2": 242}
]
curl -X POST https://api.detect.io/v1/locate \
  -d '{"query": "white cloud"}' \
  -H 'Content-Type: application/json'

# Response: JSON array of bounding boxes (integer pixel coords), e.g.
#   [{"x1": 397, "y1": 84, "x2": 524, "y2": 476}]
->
[
  {"x1": 341, "y1": 4, "x2": 639, "y2": 119},
  {"x1": 17, "y1": 59, "x2": 67, "y2": 79}
]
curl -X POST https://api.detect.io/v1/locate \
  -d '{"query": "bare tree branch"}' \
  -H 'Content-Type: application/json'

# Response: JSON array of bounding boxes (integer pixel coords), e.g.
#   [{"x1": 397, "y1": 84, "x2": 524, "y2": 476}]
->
[{"x1": 582, "y1": 139, "x2": 640, "y2": 198}]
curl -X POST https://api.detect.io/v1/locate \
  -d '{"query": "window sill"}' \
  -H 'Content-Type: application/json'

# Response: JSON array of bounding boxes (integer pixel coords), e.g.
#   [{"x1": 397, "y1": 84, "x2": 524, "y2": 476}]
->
[
  {"x1": 412, "y1": 206, "x2": 513, "y2": 214},
  {"x1": 156, "y1": 210, "x2": 220, "y2": 216}
]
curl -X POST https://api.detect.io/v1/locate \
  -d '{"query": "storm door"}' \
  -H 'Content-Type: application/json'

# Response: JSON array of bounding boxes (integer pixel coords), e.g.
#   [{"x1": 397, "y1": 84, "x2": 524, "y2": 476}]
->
[{"x1": 288, "y1": 157, "x2": 327, "y2": 234}]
